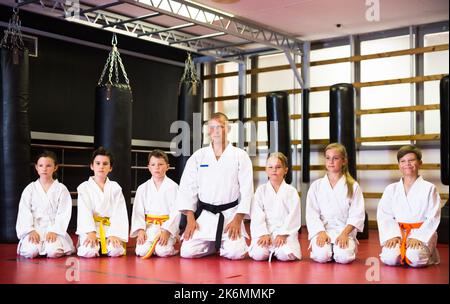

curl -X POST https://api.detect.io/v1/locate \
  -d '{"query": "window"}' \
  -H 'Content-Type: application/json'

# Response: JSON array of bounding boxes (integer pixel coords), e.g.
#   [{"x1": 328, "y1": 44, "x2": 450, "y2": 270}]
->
[{"x1": 424, "y1": 32, "x2": 449, "y2": 134}]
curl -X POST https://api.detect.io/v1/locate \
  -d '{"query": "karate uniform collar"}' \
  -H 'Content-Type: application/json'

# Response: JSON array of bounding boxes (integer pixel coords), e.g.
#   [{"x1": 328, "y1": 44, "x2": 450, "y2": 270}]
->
[
  {"x1": 34, "y1": 178, "x2": 59, "y2": 194},
  {"x1": 399, "y1": 175, "x2": 423, "y2": 196},
  {"x1": 89, "y1": 176, "x2": 111, "y2": 192},
  {"x1": 324, "y1": 173, "x2": 346, "y2": 190},
  {"x1": 149, "y1": 175, "x2": 168, "y2": 192},
  {"x1": 267, "y1": 179, "x2": 287, "y2": 195},
  {"x1": 208, "y1": 141, "x2": 233, "y2": 155}
]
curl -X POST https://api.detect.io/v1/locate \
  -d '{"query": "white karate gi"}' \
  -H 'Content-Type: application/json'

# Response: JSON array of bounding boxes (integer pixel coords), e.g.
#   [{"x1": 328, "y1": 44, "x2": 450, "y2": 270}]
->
[
  {"x1": 177, "y1": 143, "x2": 254, "y2": 260},
  {"x1": 76, "y1": 177, "x2": 129, "y2": 258},
  {"x1": 377, "y1": 176, "x2": 441, "y2": 267},
  {"x1": 306, "y1": 175, "x2": 365, "y2": 264},
  {"x1": 16, "y1": 180, "x2": 75, "y2": 259},
  {"x1": 249, "y1": 181, "x2": 301, "y2": 261},
  {"x1": 130, "y1": 176, "x2": 180, "y2": 257}
]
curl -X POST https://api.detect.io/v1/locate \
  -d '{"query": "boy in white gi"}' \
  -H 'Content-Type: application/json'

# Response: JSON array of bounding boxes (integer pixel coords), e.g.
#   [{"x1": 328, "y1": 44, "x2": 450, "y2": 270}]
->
[
  {"x1": 130, "y1": 149, "x2": 180, "y2": 258},
  {"x1": 377, "y1": 145, "x2": 441, "y2": 267},
  {"x1": 249, "y1": 152, "x2": 301, "y2": 261},
  {"x1": 306, "y1": 143, "x2": 365, "y2": 264},
  {"x1": 16, "y1": 150, "x2": 75, "y2": 258},
  {"x1": 76, "y1": 147, "x2": 129, "y2": 258},
  {"x1": 177, "y1": 112, "x2": 254, "y2": 260}
]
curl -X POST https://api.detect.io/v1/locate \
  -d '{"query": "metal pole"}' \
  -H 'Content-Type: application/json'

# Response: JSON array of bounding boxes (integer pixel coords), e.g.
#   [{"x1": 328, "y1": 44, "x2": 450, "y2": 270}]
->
[{"x1": 300, "y1": 41, "x2": 310, "y2": 228}]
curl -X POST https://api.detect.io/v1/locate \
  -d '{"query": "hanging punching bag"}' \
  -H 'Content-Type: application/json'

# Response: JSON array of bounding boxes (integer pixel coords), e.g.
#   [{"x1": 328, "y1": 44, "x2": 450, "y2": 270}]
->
[
  {"x1": 302, "y1": 88, "x2": 310, "y2": 183},
  {"x1": 266, "y1": 91, "x2": 292, "y2": 184},
  {"x1": 438, "y1": 75, "x2": 449, "y2": 244},
  {"x1": 0, "y1": 11, "x2": 31, "y2": 243},
  {"x1": 176, "y1": 55, "x2": 202, "y2": 232},
  {"x1": 238, "y1": 94, "x2": 245, "y2": 149},
  {"x1": 94, "y1": 34, "x2": 132, "y2": 217},
  {"x1": 440, "y1": 75, "x2": 449, "y2": 186},
  {"x1": 175, "y1": 54, "x2": 202, "y2": 184},
  {"x1": 330, "y1": 83, "x2": 369, "y2": 239}
]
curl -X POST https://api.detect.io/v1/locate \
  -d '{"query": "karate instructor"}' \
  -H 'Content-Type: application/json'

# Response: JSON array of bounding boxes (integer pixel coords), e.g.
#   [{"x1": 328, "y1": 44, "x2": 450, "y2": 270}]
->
[{"x1": 177, "y1": 112, "x2": 254, "y2": 259}]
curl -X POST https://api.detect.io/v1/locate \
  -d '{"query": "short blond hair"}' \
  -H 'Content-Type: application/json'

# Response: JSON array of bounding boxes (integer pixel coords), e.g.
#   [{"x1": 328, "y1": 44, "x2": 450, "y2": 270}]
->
[
  {"x1": 209, "y1": 112, "x2": 229, "y2": 125},
  {"x1": 267, "y1": 152, "x2": 288, "y2": 168}
]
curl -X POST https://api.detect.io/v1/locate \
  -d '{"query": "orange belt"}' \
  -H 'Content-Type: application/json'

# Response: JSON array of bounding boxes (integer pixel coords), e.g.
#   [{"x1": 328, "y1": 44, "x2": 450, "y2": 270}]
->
[
  {"x1": 145, "y1": 214, "x2": 169, "y2": 225},
  {"x1": 142, "y1": 214, "x2": 169, "y2": 259},
  {"x1": 399, "y1": 222, "x2": 423, "y2": 265}
]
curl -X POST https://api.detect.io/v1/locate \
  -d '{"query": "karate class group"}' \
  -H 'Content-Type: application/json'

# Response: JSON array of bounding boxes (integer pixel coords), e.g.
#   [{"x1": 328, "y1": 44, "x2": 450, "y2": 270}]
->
[
  {"x1": 0, "y1": 1, "x2": 448, "y2": 285},
  {"x1": 16, "y1": 111, "x2": 442, "y2": 268}
]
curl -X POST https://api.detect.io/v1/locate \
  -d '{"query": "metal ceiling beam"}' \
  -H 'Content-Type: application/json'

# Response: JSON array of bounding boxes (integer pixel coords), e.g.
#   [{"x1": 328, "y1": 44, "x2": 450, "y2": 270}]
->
[
  {"x1": 103, "y1": 12, "x2": 161, "y2": 28},
  {"x1": 15, "y1": 0, "x2": 40, "y2": 8},
  {"x1": 198, "y1": 41, "x2": 253, "y2": 52},
  {"x1": 125, "y1": 0, "x2": 303, "y2": 55},
  {"x1": 169, "y1": 31, "x2": 226, "y2": 45},
  {"x1": 79, "y1": 1, "x2": 123, "y2": 14},
  {"x1": 13, "y1": 0, "x2": 243, "y2": 60},
  {"x1": 13, "y1": 0, "x2": 303, "y2": 61},
  {"x1": 138, "y1": 22, "x2": 195, "y2": 36}
]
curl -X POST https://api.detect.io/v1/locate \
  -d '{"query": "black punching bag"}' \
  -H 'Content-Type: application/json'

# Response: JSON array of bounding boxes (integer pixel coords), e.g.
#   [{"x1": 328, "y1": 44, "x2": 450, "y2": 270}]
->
[
  {"x1": 330, "y1": 83, "x2": 369, "y2": 239},
  {"x1": 238, "y1": 94, "x2": 245, "y2": 149},
  {"x1": 0, "y1": 12, "x2": 31, "y2": 243},
  {"x1": 175, "y1": 54, "x2": 202, "y2": 184},
  {"x1": 94, "y1": 35, "x2": 132, "y2": 217},
  {"x1": 440, "y1": 75, "x2": 449, "y2": 186},
  {"x1": 438, "y1": 75, "x2": 449, "y2": 244},
  {"x1": 302, "y1": 89, "x2": 310, "y2": 183},
  {"x1": 266, "y1": 91, "x2": 292, "y2": 184}
]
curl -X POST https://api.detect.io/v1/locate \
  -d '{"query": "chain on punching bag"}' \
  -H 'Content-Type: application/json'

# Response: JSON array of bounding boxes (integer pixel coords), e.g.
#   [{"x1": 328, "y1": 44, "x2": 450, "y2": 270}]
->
[
  {"x1": 0, "y1": 9, "x2": 31, "y2": 242},
  {"x1": 95, "y1": 34, "x2": 132, "y2": 217}
]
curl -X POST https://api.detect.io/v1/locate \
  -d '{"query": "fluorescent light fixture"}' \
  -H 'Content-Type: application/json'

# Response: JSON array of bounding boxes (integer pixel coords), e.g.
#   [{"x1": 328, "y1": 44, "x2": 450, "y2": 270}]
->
[{"x1": 185, "y1": 0, "x2": 235, "y2": 17}]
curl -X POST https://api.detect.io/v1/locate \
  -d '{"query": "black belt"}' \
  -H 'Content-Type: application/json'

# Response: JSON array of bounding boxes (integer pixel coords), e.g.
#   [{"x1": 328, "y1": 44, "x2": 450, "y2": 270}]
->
[{"x1": 194, "y1": 199, "x2": 239, "y2": 250}]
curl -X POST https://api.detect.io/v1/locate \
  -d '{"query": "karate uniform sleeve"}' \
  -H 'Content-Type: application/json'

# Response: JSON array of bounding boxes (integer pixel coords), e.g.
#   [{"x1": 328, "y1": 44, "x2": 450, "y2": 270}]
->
[
  {"x1": 277, "y1": 188, "x2": 301, "y2": 236},
  {"x1": 130, "y1": 185, "x2": 147, "y2": 238},
  {"x1": 250, "y1": 187, "x2": 270, "y2": 239},
  {"x1": 109, "y1": 188, "x2": 129, "y2": 242},
  {"x1": 236, "y1": 151, "x2": 254, "y2": 216},
  {"x1": 16, "y1": 185, "x2": 35, "y2": 240},
  {"x1": 305, "y1": 182, "x2": 326, "y2": 240},
  {"x1": 376, "y1": 186, "x2": 401, "y2": 245},
  {"x1": 409, "y1": 185, "x2": 441, "y2": 244},
  {"x1": 47, "y1": 186, "x2": 72, "y2": 236},
  {"x1": 162, "y1": 184, "x2": 181, "y2": 236},
  {"x1": 75, "y1": 184, "x2": 96, "y2": 235},
  {"x1": 177, "y1": 156, "x2": 199, "y2": 212},
  {"x1": 346, "y1": 183, "x2": 365, "y2": 233}
]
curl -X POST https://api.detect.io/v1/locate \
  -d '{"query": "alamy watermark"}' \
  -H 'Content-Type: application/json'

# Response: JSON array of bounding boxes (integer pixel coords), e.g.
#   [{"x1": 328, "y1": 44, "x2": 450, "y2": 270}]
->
[
  {"x1": 365, "y1": 256, "x2": 381, "y2": 282},
  {"x1": 365, "y1": 0, "x2": 380, "y2": 22},
  {"x1": 169, "y1": 113, "x2": 285, "y2": 157},
  {"x1": 65, "y1": 257, "x2": 80, "y2": 282}
]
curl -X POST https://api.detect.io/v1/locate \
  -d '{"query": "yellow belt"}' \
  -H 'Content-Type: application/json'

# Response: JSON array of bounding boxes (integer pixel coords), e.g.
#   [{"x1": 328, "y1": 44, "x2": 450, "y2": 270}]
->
[
  {"x1": 93, "y1": 215, "x2": 127, "y2": 255},
  {"x1": 142, "y1": 214, "x2": 169, "y2": 259}
]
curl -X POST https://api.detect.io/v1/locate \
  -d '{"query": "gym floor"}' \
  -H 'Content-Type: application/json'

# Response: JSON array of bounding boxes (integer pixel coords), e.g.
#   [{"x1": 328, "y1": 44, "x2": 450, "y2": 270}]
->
[{"x1": 0, "y1": 229, "x2": 447, "y2": 284}]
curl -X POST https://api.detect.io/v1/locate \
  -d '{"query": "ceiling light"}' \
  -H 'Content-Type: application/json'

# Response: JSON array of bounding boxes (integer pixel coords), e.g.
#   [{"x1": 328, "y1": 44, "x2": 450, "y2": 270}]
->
[{"x1": 185, "y1": 0, "x2": 235, "y2": 17}]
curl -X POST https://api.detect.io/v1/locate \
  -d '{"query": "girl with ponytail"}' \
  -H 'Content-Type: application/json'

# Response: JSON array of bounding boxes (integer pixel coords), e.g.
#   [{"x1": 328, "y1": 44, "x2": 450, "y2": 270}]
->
[{"x1": 305, "y1": 143, "x2": 365, "y2": 264}]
